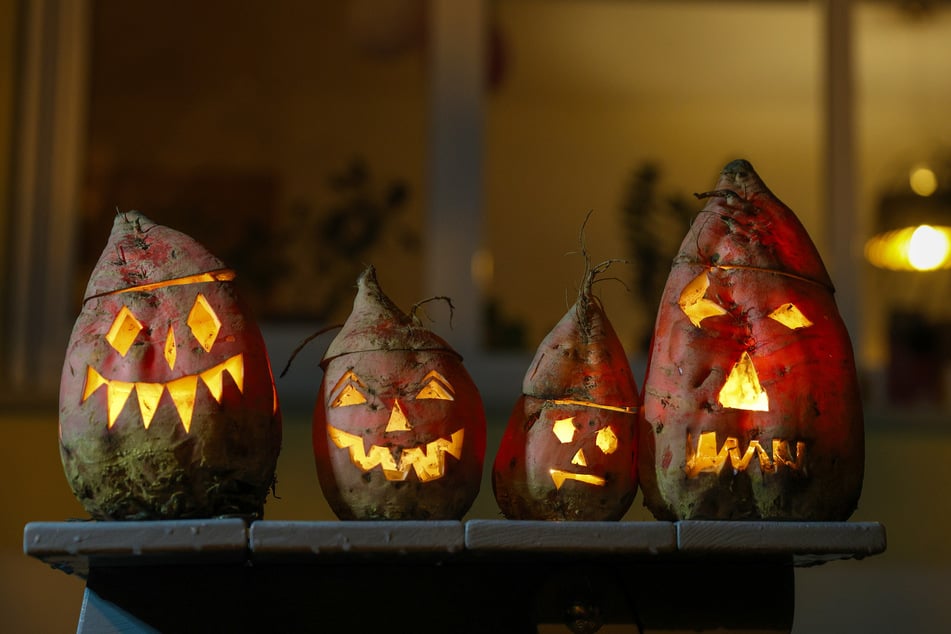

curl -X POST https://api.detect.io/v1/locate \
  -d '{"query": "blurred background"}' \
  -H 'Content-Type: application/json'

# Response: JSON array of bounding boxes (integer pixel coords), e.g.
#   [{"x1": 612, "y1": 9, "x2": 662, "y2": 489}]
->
[{"x1": 2, "y1": 0, "x2": 950, "y2": 631}]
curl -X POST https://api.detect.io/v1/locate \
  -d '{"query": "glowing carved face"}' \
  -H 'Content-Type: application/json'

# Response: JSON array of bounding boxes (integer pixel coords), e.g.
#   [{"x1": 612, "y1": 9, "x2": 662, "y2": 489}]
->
[
  {"x1": 548, "y1": 411, "x2": 621, "y2": 489},
  {"x1": 679, "y1": 270, "x2": 814, "y2": 412},
  {"x1": 80, "y1": 271, "x2": 258, "y2": 432},
  {"x1": 528, "y1": 398, "x2": 635, "y2": 490},
  {"x1": 325, "y1": 367, "x2": 464, "y2": 482}
]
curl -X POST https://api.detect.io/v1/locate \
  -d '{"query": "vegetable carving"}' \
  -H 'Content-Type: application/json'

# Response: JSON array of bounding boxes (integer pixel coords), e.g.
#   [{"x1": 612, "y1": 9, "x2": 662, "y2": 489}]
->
[
  {"x1": 639, "y1": 160, "x2": 864, "y2": 520},
  {"x1": 59, "y1": 211, "x2": 282, "y2": 520},
  {"x1": 494, "y1": 247, "x2": 639, "y2": 520},
  {"x1": 312, "y1": 266, "x2": 486, "y2": 520}
]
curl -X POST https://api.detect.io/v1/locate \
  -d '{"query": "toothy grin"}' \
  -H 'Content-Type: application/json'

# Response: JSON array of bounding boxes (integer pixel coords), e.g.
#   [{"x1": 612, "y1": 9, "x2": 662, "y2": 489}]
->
[
  {"x1": 82, "y1": 353, "x2": 244, "y2": 432},
  {"x1": 327, "y1": 425, "x2": 464, "y2": 482}
]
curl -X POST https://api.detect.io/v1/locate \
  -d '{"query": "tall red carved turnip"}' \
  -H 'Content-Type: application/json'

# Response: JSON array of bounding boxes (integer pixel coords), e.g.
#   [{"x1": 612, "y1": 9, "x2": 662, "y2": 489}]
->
[{"x1": 640, "y1": 159, "x2": 864, "y2": 520}]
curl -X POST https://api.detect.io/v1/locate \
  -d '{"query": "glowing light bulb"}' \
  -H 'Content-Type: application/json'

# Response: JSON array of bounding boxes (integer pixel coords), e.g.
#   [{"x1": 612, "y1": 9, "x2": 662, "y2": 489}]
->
[
  {"x1": 910, "y1": 166, "x2": 938, "y2": 197},
  {"x1": 908, "y1": 225, "x2": 950, "y2": 271}
]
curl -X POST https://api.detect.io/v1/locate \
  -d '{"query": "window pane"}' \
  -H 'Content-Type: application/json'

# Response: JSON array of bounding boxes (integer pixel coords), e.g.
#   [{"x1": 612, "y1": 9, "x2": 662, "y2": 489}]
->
[
  {"x1": 857, "y1": 1, "x2": 951, "y2": 411},
  {"x1": 82, "y1": 1, "x2": 427, "y2": 321},
  {"x1": 485, "y1": 0, "x2": 823, "y2": 354}
]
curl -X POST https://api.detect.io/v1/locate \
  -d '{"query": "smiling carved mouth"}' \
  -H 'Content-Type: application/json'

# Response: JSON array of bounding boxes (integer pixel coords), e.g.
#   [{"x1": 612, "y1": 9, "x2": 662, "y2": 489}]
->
[
  {"x1": 327, "y1": 425, "x2": 464, "y2": 482},
  {"x1": 82, "y1": 353, "x2": 244, "y2": 432}
]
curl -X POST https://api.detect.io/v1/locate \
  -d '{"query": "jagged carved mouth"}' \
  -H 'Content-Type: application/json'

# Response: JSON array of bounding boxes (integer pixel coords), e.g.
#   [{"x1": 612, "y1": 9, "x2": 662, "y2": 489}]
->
[
  {"x1": 82, "y1": 353, "x2": 245, "y2": 432},
  {"x1": 327, "y1": 424, "x2": 464, "y2": 482}
]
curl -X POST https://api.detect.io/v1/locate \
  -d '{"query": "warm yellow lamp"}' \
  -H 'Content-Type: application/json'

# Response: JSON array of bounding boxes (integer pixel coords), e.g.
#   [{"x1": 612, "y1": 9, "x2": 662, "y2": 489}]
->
[{"x1": 865, "y1": 165, "x2": 951, "y2": 271}]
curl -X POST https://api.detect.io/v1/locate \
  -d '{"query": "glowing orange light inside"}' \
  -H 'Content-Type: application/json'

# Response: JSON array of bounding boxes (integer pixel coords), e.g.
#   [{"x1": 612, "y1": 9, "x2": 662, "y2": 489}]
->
[
  {"x1": 187, "y1": 294, "x2": 221, "y2": 352},
  {"x1": 679, "y1": 272, "x2": 728, "y2": 328},
  {"x1": 768, "y1": 303, "x2": 813, "y2": 330},
  {"x1": 552, "y1": 417, "x2": 577, "y2": 443},
  {"x1": 385, "y1": 400, "x2": 412, "y2": 432},
  {"x1": 551, "y1": 399, "x2": 637, "y2": 414},
  {"x1": 82, "y1": 354, "x2": 244, "y2": 432},
  {"x1": 328, "y1": 425, "x2": 464, "y2": 482},
  {"x1": 164, "y1": 329, "x2": 177, "y2": 370},
  {"x1": 200, "y1": 354, "x2": 245, "y2": 401},
  {"x1": 549, "y1": 469, "x2": 606, "y2": 489},
  {"x1": 718, "y1": 351, "x2": 769, "y2": 412},
  {"x1": 83, "y1": 366, "x2": 108, "y2": 403},
  {"x1": 549, "y1": 418, "x2": 619, "y2": 488},
  {"x1": 166, "y1": 375, "x2": 198, "y2": 432},
  {"x1": 90, "y1": 269, "x2": 236, "y2": 300},
  {"x1": 685, "y1": 431, "x2": 806, "y2": 478},
  {"x1": 105, "y1": 306, "x2": 143, "y2": 356},
  {"x1": 416, "y1": 371, "x2": 455, "y2": 400},
  {"x1": 596, "y1": 426, "x2": 619, "y2": 454},
  {"x1": 329, "y1": 371, "x2": 368, "y2": 408},
  {"x1": 333, "y1": 384, "x2": 366, "y2": 407},
  {"x1": 571, "y1": 449, "x2": 588, "y2": 467},
  {"x1": 135, "y1": 382, "x2": 164, "y2": 429}
]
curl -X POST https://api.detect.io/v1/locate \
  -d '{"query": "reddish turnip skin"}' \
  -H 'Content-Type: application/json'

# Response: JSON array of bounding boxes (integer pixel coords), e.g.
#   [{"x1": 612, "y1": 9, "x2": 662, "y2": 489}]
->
[
  {"x1": 59, "y1": 211, "x2": 282, "y2": 520},
  {"x1": 493, "y1": 267, "x2": 640, "y2": 520},
  {"x1": 312, "y1": 266, "x2": 486, "y2": 520},
  {"x1": 640, "y1": 160, "x2": 864, "y2": 521}
]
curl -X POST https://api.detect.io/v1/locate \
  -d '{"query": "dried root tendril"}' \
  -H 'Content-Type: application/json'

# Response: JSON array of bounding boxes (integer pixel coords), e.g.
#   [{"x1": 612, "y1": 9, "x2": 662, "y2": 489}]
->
[
  {"x1": 411, "y1": 295, "x2": 456, "y2": 329},
  {"x1": 280, "y1": 324, "x2": 344, "y2": 378},
  {"x1": 571, "y1": 211, "x2": 629, "y2": 338}
]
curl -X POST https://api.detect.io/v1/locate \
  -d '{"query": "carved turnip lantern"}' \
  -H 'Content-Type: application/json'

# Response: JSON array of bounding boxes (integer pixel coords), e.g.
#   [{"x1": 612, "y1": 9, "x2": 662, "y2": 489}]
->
[
  {"x1": 59, "y1": 211, "x2": 282, "y2": 520},
  {"x1": 493, "y1": 259, "x2": 639, "y2": 520},
  {"x1": 312, "y1": 265, "x2": 486, "y2": 520},
  {"x1": 640, "y1": 159, "x2": 864, "y2": 521}
]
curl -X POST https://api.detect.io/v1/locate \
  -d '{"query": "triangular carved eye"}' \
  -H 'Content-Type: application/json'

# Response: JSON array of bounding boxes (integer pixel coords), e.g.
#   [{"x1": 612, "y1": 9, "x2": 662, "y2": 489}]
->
[
  {"x1": 333, "y1": 384, "x2": 367, "y2": 407},
  {"x1": 679, "y1": 272, "x2": 728, "y2": 328},
  {"x1": 187, "y1": 293, "x2": 221, "y2": 352},
  {"x1": 415, "y1": 371, "x2": 454, "y2": 401},
  {"x1": 768, "y1": 303, "x2": 813, "y2": 330},
  {"x1": 329, "y1": 371, "x2": 368, "y2": 408},
  {"x1": 105, "y1": 306, "x2": 143, "y2": 356}
]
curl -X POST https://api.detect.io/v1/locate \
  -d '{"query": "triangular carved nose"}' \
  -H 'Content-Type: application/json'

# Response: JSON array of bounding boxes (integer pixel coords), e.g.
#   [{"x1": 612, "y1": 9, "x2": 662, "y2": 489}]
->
[
  {"x1": 571, "y1": 448, "x2": 588, "y2": 467},
  {"x1": 385, "y1": 400, "x2": 412, "y2": 432}
]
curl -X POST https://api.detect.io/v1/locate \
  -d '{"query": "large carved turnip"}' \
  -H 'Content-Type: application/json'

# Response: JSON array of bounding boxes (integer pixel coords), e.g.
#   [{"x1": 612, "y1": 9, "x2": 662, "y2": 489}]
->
[
  {"x1": 59, "y1": 211, "x2": 282, "y2": 520},
  {"x1": 640, "y1": 160, "x2": 863, "y2": 520}
]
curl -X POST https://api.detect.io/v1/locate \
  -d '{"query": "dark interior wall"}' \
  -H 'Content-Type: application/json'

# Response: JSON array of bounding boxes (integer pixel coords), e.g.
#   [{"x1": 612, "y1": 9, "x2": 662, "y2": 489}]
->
[
  {"x1": 81, "y1": 0, "x2": 428, "y2": 324},
  {"x1": 0, "y1": 0, "x2": 17, "y2": 374}
]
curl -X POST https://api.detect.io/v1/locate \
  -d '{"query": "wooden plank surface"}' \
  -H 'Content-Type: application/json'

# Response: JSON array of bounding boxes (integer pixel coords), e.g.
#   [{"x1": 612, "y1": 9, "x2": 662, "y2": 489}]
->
[
  {"x1": 250, "y1": 520, "x2": 465, "y2": 556},
  {"x1": 465, "y1": 519, "x2": 677, "y2": 554},
  {"x1": 677, "y1": 520, "x2": 887, "y2": 563},
  {"x1": 23, "y1": 519, "x2": 248, "y2": 577},
  {"x1": 24, "y1": 519, "x2": 887, "y2": 573}
]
